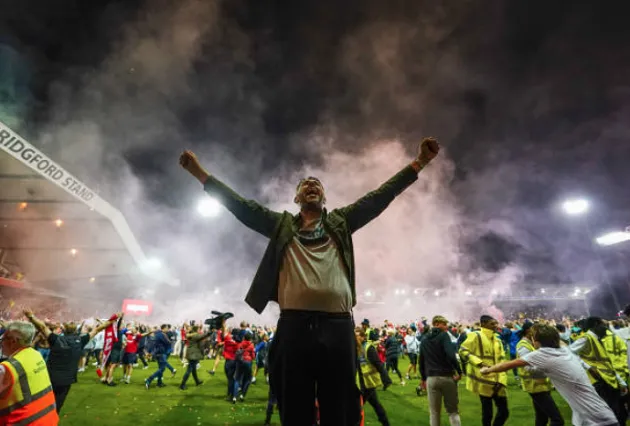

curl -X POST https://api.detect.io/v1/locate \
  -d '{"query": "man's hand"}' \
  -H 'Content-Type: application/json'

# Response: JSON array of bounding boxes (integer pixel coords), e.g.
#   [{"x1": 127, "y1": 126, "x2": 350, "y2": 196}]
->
[
  {"x1": 480, "y1": 367, "x2": 492, "y2": 375},
  {"x1": 453, "y1": 374, "x2": 461, "y2": 382},
  {"x1": 179, "y1": 150, "x2": 209, "y2": 184},
  {"x1": 417, "y1": 137, "x2": 440, "y2": 166},
  {"x1": 23, "y1": 309, "x2": 33, "y2": 319}
]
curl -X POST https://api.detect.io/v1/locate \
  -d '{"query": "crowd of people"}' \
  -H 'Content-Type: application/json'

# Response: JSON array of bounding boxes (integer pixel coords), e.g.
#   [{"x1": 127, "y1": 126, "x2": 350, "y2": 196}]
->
[{"x1": 0, "y1": 307, "x2": 629, "y2": 426}]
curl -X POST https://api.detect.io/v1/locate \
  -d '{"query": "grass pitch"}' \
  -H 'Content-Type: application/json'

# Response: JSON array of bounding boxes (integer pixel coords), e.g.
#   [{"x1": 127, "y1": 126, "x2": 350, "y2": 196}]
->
[{"x1": 60, "y1": 357, "x2": 576, "y2": 425}]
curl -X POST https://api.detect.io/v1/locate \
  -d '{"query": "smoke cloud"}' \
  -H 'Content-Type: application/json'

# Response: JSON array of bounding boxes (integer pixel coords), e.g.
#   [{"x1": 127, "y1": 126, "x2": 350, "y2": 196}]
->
[{"x1": 4, "y1": 0, "x2": 630, "y2": 323}]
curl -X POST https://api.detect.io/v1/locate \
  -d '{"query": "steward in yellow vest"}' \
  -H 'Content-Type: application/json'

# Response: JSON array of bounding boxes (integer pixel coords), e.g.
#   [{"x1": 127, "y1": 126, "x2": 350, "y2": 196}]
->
[
  {"x1": 0, "y1": 322, "x2": 59, "y2": 426},
  {"x1": 570, "y1": 317, "x2": 627, "y2": 426},
  {"x1": 355, "y1": 328, "x2": 390, "y2": 426},
  {"x1": 602, "y1": 329, "x2": 629, "y2": 383},
  {"x1": 459, "y1": 315, "x2": 509, "y2": 426},
  {"x1": 515, "y1": 322, "x2": 563, "y2": 426}
]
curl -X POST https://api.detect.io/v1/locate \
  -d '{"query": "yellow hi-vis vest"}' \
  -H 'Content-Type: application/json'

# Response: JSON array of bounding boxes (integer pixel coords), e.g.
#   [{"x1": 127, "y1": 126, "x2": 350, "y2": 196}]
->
[
  {"x1": 357, "y1": 342, "x2": 382, "y2": 390},
  {"x1": 602, "y1": 330, "x2": 629, "y2": 382},
  {"x1": 516, "y1": 339, "x2": 552, "y2": 394},
  {"x1": 459, "y1": 329, "x2": 508, "y2": 398},
  {"x1": 580, "y1": 333, "x2": 619, "y2": 389},
  {"x1": 0, "y1": 347, "x2": 59, "y2": 425}
]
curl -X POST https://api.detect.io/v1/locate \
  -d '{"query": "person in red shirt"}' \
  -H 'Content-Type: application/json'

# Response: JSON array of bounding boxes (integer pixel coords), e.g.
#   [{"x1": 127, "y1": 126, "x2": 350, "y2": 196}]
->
[
  {"x1": 232, "y1": 331, "x2": 256, "y2": 403},
  {"x1": 122, "y1": 327, "x2": 152, "y2": 384},
  {"x1": 179, "y1": 323, "x2": 188, "y2": 363},
  {"x1": 222, "y1": 327, "x2": 239, "y2": 401}
]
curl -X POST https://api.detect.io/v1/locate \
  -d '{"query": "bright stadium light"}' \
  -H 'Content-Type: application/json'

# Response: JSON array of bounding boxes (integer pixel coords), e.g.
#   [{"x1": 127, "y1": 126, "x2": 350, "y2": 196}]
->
[
  {"x1": 596, "y1": 231, "x2": 630, "y2": 246},
  {"x1": 434, "y1": 290, "x2": 440, "y2": 296},
  {"x1": 364, "y1": 290, "x2": 373, "y2": 297},
  {"x1": 465, "y1": 290, "x2": 472, "y2": 296},
  {"x1": 197, "y1": 196, "x2": 221, "y2": 218},
  {"x1": 540, "y1": 288, "x2": 546, "y2": 294},
  {"x1": 562, "y1": 198, "x2": 589, "y2": 216}
]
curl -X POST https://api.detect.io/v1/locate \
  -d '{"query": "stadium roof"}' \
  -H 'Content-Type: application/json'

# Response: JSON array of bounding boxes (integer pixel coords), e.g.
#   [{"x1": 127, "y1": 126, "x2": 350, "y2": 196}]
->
[{"x1": 0, "y1": 120, "x2": 171, "y2": 299}]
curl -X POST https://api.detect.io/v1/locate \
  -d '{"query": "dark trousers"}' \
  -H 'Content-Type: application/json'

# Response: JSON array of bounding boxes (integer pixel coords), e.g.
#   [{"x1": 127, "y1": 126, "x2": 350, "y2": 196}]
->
[
  {"x1": 386, "y1": 356, "x2": 402, "y2": 380},
  {"x1": 52, "y1": 383, "x2": 71, "y2": 413},
  {"x1": 594, "y1": 381, "x2": 624, "y2": 426},
  {"x1": 268, "y1": 310, "x2": 361, "y2": 426},
  {"x1": 530, "y1": 391, "x2": 564, "y2": 426},
  {"x1": 147, "y1": 354, "x2": 167, "y2": 384},
  {"x1": 181, "y1": 360, "x2": 201, "y2": 386},
  {"x1": 224, "y1": 359, "x2": 237, "y2": 398},
  {"x1": 234, "y1": 361, "x2": 253, "y2": 397},
  {"x1": 138, "y1": 350, "x2": 148, "y2": 367},
  {"x1": 480, "y1": 395, "x2": 509, "y2": 426},
  {"x1": 363, "y1": 388, "x2": 389, "y2": 426}
]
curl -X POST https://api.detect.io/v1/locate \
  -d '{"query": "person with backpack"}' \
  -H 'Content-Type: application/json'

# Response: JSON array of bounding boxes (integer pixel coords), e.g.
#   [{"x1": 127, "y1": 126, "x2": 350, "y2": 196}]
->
[{"x1": 232, "y1": 331, "x2": 255, "y2": 403}]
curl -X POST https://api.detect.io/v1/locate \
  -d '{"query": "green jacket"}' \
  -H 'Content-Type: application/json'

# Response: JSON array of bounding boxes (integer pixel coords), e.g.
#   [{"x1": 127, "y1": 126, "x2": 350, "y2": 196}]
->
[
  {"x1": 186, "y1": 332, "x2": 210, "y2": 361},
  {"x1": 204, "y1": 164, "x2": 421, "y2": 314}
]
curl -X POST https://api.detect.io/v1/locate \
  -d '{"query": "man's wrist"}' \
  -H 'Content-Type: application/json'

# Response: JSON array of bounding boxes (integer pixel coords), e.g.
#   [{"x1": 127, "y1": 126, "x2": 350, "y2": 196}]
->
[
  {"x1": 411, "y1": 158, "x2": 429, "y2": 173},
  {"x1": 196, "y1": 170, "x2": 210, "y2": 185}
]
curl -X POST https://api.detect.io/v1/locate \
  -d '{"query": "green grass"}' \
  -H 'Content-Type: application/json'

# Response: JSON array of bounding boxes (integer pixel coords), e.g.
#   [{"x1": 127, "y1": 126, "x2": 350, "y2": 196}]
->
[{"x1": 61, "y1": 357, "x2": 575, "y2": 425}]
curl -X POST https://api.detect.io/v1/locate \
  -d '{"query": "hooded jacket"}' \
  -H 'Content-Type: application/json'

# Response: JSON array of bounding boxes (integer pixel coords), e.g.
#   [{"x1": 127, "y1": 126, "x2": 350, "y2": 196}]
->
[{"x1": 419, "y1": 327, "x2": 462, "y2": 381}]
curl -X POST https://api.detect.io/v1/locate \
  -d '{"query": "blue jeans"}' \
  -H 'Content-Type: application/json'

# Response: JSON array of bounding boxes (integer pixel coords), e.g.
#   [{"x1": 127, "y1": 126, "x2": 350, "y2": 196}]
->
[
  {"x1": 224, "y1": 359, "x2": 236, "y2": 397},
  {"x1": 233, "y1": 361, "x2": 252, "y2": 397},
  {"x1": 147, "y1": 354, "x2": 167, "y2": 385}
]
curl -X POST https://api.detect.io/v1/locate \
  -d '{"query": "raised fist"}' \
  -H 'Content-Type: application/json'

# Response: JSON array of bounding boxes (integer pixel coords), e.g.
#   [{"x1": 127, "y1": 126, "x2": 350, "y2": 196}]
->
[
  {"x1": 418, "y1": 137, "x2": 440, "y2": 165},
  {"x1": 179, "y1": 150, "x2": 209, "y2": 184}
]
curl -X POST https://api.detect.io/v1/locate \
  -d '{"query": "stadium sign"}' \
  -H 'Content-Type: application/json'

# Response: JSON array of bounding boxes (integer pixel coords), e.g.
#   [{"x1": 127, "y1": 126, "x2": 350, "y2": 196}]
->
[
  {"x1": 122, "y1": 299, "x2": 153, "y2": 316},
  {"x1": 0, "y1": 122, "x2": 95, "y2": 203}
]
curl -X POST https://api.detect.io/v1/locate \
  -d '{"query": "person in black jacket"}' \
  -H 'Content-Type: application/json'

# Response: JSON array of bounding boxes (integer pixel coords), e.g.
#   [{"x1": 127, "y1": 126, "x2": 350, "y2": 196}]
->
[
  {"x1": 419, "y1": 315, "x2": 462, "y2": 426},
  {"x1": 385, "y1": 329, "x2": 405, "y2": 385}
]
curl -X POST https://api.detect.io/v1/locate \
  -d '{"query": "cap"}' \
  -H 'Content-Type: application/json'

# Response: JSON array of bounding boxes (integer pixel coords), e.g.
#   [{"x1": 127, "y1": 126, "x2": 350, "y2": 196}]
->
[{"x1": 361, "y1": 319, "x2": 370, "y2": 326}]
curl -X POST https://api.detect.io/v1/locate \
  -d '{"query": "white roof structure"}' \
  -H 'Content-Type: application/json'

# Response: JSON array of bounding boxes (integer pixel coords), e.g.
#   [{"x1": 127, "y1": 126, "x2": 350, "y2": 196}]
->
[{"x1": 0, "y1": 120, "x2": 170, "y2": 299}]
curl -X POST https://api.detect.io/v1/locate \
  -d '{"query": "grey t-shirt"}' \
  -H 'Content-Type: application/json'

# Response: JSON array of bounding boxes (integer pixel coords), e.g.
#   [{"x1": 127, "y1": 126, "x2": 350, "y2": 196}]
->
[
  {"x1": 277, "y1": 217, "x2": 352, "y2": 313},
  {"x1": 522, "y1": 347, "x2": 617, "y2": 426}
]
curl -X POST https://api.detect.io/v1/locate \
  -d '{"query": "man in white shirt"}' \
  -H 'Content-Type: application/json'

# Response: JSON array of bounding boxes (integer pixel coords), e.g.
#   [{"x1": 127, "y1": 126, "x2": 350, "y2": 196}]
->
[
  {"x1": 405, "y1": 324, "x2": 420, "y2": 380},
  {"x1": 481, "y1": 324, "x2": 618, "y2": 426}
]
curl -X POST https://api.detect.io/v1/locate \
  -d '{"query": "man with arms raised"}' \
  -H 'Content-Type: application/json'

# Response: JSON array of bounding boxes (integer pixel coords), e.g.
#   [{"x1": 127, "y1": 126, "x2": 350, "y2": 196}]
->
[{"x1": 180, "y1": 137, "x2": 439, "y2": 425}]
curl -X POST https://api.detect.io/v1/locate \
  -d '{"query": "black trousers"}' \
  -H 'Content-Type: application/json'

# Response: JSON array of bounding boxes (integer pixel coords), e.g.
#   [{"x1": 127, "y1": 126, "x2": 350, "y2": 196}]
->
[
  {"x1": 594, "y1": 380, "x2": 624, "y2": 426},
  {"x1": 386, "y1": 357, "x2": 402, "y2": 380},
  {"x1": 138, "y1": 350, "x2": 148, "y2": 367},
  {"x1": 480, "y1": 394, "x2": 509, "y2": 426},
  {"x1": 268, "y1": 310, "x2": 362, "y2": 426},
  {"x1": 52, "y1": 383, "x2": 72, "y2": 413},
  {"x1": 363, "y1": 388, "x2": 390, "y2": 426},
  {"x1": 224, "y1": 359, "x2": 237, "y2": 398},
  {"x1": 530, "y1": 391, "x2": 564, "y2": 426},
  {"x1": 181, "y1": 360, "x2": 201, "y2": 386}
]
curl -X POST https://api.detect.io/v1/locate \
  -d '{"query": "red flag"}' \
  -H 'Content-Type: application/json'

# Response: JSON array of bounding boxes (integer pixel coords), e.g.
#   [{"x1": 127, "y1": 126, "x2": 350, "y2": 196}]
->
[{"x1": 97, "y1": 314, "x2": 118, "y2": 378}]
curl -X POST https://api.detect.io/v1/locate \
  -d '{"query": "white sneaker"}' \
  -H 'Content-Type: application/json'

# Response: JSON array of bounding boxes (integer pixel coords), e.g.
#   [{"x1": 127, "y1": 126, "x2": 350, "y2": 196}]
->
[{"x1": 251, "y1": 377, "x2": 256, "y2": 384}]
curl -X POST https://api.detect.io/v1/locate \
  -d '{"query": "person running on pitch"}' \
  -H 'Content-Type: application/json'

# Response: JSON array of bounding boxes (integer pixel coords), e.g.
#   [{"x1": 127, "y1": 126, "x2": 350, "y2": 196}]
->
[
  {"x1": 481, "y1": 324, "x2": 617, "y2": 426},
  {"x1": 515, "y1": 321, "x2": 564, "y2": 426}
]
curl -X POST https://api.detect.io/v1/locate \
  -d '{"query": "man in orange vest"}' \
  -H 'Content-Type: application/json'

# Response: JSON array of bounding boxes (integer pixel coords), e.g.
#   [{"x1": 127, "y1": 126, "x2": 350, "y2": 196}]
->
[{"x1": 0, "y1": 321, "x2": 59, "y2": 425}]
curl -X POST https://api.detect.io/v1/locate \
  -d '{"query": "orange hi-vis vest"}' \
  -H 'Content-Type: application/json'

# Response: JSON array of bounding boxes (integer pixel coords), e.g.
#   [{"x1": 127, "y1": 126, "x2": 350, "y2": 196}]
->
[{"x1": 0, "y1": 347, "x2": 59, "y2": 426}]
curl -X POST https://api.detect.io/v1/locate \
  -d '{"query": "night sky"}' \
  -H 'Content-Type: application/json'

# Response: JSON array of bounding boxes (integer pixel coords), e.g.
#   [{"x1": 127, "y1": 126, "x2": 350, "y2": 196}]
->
[{"x1": 1, "y1": 0, "x2": 630, "y2": 318}]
